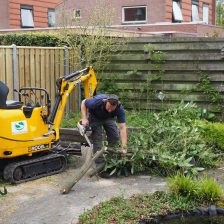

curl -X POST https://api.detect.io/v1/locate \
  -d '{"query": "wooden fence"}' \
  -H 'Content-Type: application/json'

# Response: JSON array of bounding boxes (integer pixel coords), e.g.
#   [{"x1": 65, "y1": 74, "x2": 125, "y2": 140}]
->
[
  {"x1": 0, "y1": 45, "x2": 79, "y2": 112},
  {"x1": 2, "y1": 38, "x2": 224, "y2": 115},
  {"x1": 101, "y1": 37, "x2": 224, "y2": 114}
]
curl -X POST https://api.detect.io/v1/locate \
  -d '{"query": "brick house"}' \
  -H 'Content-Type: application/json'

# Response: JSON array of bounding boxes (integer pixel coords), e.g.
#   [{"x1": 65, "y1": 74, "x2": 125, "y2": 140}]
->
[
  {"x1": 56, "y1": 0, "x2": 224, "y2": 37},
  {"x1": 0, "y1": 0, "x2": 62, "y2": 29}
]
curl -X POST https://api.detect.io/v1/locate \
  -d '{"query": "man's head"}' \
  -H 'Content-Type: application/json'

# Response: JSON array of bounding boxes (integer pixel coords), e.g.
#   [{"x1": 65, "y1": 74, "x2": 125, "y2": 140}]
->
[{"x1": 104, "y1": 94, "x2": 120, "y2": 113}]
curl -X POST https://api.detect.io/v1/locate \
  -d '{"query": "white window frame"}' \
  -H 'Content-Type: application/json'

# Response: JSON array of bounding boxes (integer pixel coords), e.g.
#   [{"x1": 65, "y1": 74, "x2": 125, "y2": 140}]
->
[
  {"x1": 192, "y1": 2, "x2": 200, "y2": 22},
  {"x1": 122, "y1": 6, "x2": 147, "y2": 24},
  {"x1": 203, "y1": 4, "x2": 209, "y2": 24},
  {"x1": 48, "y1": 8, "x2": 55, "y2": 27},
  {"x1": 21, "y1": 6, "x2": 34, "y2": 28},
  {"x1": 172, "y1": 1, "x2": 183, "y2": 22},
  {"x1": 73, "y1": 9, "x2": 81, "y2": 19}
]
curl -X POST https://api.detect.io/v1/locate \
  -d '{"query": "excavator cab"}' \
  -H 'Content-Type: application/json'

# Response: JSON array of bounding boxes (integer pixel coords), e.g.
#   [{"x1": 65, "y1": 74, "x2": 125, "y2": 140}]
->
[
  {"x1": 0, "y1": 81, "x2": 23, "y2": 109},
  {"x1": 17, "y1": 87, "x2": 51, "y2": 121},
  {"x1": 0, "y1": 81, "x2": 9, "y2": 108}
]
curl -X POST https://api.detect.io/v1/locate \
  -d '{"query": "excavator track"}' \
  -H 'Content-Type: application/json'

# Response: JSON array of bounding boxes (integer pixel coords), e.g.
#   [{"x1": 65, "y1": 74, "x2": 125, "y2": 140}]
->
[{"x1": 3, "y1": 153, "x2": 67, "y2": 184}]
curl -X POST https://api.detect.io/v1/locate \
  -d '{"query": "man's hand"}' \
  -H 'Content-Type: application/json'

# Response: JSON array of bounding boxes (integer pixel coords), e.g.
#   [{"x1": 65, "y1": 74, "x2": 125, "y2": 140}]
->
[
  {"x1": 81, "y1": 118, "x2": 89, "y2": 126},
  {"x1": 121, "y1": 148, "x2": 127, "y2": 157}
]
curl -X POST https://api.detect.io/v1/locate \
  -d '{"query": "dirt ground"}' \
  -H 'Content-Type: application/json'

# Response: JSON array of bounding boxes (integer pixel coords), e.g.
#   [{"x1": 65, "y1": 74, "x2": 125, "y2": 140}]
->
[{"x1": 0, "y1": 154, "x2": 166, "y2": 224}]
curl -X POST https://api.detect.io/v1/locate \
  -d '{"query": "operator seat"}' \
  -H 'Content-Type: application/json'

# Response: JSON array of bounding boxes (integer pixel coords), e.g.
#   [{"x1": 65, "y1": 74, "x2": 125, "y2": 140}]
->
[{"x1": 0, "y1": 81, "x2": 23, "y2": 109}]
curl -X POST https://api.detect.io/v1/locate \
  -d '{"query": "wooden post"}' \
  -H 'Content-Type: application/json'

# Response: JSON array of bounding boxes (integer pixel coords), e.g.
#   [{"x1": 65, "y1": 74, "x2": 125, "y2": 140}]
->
[
  {"x1": 12, "y1": 44, "x2": 18, "y2": 101},
  {"x1": 64, "y1": 46, "x2": 70, "y2": 112}
]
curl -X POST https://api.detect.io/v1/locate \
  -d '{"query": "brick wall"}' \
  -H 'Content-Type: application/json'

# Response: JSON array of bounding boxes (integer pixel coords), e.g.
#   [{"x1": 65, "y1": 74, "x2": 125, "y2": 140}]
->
[
  {"x1": 1, "y1": 0, "x2": 62, "y2": 29},
  {"x1": 56, "y1": 0, "x2": 166, "y2": 26},
  {"x1": 56, "y1": 0, "x2": 215, "y2": 26},
  {"x1": 166, "y1": 0, "x2": 214, "y2": 24},
  {"x1": 0, "y1": 0, "x2": 9, "y2": 29},
  {"x1": 110, "y1": 23, "x2": 224, "y2": 37}
]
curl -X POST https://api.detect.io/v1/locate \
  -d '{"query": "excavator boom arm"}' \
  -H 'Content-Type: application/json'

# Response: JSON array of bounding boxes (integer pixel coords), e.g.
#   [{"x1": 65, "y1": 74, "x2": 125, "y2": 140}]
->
[{"x1": 51, "y1": 66, "x2": 97, "y2": 140}]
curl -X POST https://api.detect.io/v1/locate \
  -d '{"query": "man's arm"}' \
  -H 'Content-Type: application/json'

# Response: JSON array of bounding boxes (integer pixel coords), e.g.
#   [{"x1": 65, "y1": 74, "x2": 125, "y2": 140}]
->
[
  {"x1": 118, "y1": 123, "x2": 127, "y2": 149},
  {"x1": 81, "y1": 99, "x2": 89, "y2": 126}
]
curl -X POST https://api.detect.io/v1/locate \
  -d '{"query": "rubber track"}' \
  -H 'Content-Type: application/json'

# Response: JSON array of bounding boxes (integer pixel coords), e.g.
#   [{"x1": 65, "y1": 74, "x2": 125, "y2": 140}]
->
[{"x1": 3, "y1": 154, "x2": 67, "y2": 184}]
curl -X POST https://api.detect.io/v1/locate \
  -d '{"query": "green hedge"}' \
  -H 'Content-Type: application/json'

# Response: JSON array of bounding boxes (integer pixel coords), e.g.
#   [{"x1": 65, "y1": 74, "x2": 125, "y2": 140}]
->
[{"x1": 0, "y1": 33, "x2": 67, "y2": 47}]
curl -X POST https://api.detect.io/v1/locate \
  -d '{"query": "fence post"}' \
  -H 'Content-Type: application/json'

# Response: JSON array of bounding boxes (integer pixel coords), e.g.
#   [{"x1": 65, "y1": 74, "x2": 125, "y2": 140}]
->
[
  {"x1": 12, "y1": 44, "x2": 18, "y2": 100},
  {"x1": 64, "y1": 46, "x2": 70, "y2": 112}
]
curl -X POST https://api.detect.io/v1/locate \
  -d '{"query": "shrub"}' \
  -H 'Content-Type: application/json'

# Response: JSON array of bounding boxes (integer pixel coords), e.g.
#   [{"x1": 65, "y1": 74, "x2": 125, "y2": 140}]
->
[
  {"x1": 125, "y1": 102, "x2": 217, "y2": 176},
  {"x1": 167, "y1": 174, "x2": 198, "y2": 198},
  {"x1": 0, "y1": 33, "x2": 65, "y2": 47},
  {"x1": 201, "y1": 121, "x2": 224, "y2": 151},
  {"x1": 197, "y1": 177, "x2": 224, "y2": 202}
]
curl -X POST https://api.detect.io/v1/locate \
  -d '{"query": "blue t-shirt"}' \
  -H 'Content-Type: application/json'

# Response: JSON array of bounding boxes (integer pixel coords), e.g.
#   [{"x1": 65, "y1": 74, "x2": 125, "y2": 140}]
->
[{"x1": 85, "y1": 94, "x2": 126, "y2": 123}]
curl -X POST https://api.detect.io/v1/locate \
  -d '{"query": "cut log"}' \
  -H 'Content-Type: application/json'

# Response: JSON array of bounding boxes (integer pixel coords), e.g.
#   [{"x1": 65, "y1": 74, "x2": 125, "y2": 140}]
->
[
  {"x1": 88, "y1": 162, "x2": 105, "y2": 178},
  {"x1": 60, "y1": 146, "x2": 105, "y2": 194}
]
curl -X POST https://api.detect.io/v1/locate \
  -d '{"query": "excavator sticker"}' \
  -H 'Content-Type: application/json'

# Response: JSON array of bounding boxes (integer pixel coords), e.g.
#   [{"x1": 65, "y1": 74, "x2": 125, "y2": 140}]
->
[
  {"x1": 28, "y1": 144, "x2": 49, "y2": 152},
  {"x1": 11, "y1": 120, "x2": 28, "y2": 134}
]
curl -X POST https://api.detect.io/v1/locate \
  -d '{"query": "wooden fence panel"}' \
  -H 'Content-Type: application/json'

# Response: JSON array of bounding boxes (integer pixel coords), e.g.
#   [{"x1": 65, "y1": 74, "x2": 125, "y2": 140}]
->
[
  {"x1": 2, "y1": 37, "x2": 224, "y2": 115},
  {"x1": 103, "y1": 37, "x2": 224, "y2": 114},
  {"x1": 18, "y1": 48, "x2": 25, "y2": 87},
  {"x1": 0, "y1": 46, "x2": 79, "y2": 116},
  {"x1": 0, "y1": 48, "x2": 6, "y2": 82},
  {"x1": 5, "y1": 48, "x2": 13, "y2": 99}
]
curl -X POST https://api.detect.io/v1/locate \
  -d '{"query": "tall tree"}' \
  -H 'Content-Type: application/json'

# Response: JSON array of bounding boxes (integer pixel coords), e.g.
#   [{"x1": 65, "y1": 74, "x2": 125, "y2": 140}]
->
[{"x1": 216, "y1": 0, "x2": 224, "y2": 26}]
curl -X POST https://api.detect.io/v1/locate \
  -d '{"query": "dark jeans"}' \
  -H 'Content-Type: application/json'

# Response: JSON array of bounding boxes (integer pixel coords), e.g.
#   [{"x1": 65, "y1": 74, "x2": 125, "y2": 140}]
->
[{"x1": 89, "y1": 115, "x2": 120, "y2": 163}]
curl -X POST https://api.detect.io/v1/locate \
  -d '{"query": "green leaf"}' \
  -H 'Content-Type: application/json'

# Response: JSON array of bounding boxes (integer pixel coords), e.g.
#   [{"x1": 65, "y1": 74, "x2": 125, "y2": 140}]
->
[{"x1": 109, "y1": 168, "x2": 117, "y2": 176}]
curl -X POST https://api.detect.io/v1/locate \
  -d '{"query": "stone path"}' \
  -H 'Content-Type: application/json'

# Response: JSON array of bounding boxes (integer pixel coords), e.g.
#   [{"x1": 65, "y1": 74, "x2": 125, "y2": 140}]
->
[{"x1": 0, "y1": 162, "x2": 166, "y2": 224}]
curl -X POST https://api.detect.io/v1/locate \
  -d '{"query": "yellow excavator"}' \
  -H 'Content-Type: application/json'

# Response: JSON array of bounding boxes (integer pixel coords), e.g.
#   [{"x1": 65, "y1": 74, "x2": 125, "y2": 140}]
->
[{"x1": 0, "y1": 66, "x2": 97, "y2": 183}]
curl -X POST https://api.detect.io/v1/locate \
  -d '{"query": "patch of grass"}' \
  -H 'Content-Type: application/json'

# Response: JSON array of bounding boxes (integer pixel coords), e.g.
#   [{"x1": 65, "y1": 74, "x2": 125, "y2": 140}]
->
[
  {"x1": 78, "y1": 191, "x2": 201, "y2": 224},
  {"x1": 167, "y1": 174, "x2": 198, "y2": 198},
  {"x1": 0, "y1": 179, "x2": 6, "y2": 186},
  {"x1": 79, "y1": 175, "x2": 224, "y2": 223},
  {"x1": 61, "y1": 112, "x2": 81, "y2": 128},
  {"x1": 168, "y1": 174, "x2": 224, "y2": 203},
  {"x1": 200, "y1": 121, "x2": 224, "y2": 151},
  {"x1": 197, "y1": 177, "x2": 224, "y2": 202}
]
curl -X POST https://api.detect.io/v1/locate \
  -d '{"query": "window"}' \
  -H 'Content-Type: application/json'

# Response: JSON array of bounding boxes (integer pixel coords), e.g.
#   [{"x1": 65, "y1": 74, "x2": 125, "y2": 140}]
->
[
  {"x1": 48, "y1": 9, "x2": 55, "y2": 27},
  {"x1": 172, "y1": 1, "x2": 183, "y2": 22},
  {"x1": 203, "y1": 4, "x2": 209, "y2": 24},
  {"x1": 122, "y1": 6, "x2": 147, "y2": 24},
  {"x1": 73, "y1": 9, "x2": 81, "y2": 18},
  {"x1": 20, "y1": 5, "x2": 34, "y2": 28},
  {"x1": 192, "y1": 0, "x2": 200, "y2": 22}
]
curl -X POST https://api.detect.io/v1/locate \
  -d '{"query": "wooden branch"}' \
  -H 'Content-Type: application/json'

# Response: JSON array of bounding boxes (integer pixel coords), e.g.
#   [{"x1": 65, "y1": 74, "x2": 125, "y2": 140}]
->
[
  {"x1": 88, "y1": 162, "x2": 105, "y2": 178},
  {"x1": 60, "y1": 146, "x2": 105, "y2": 194}
]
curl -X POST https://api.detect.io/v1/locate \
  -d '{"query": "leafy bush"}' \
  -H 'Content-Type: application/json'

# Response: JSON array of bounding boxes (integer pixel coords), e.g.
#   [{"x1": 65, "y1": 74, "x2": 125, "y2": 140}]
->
[
  {"x1": 0, "y1": 33, "x2": 65, "y2": 47},
  {"x1": 130, "y1": 102, "x2": 216, "y2": 176},
  {"x1": 201, "y1": 121, "x2": 224, "y2": 151},
  {"x1": 97, "y1": 77, "x2": 119, "y2": 95}
]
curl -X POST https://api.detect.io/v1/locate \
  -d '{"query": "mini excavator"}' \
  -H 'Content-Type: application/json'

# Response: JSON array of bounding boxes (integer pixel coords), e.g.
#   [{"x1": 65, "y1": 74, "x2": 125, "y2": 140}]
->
[{"x1": 0, "y1": 66, "x2": 97, "y2": 184}]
